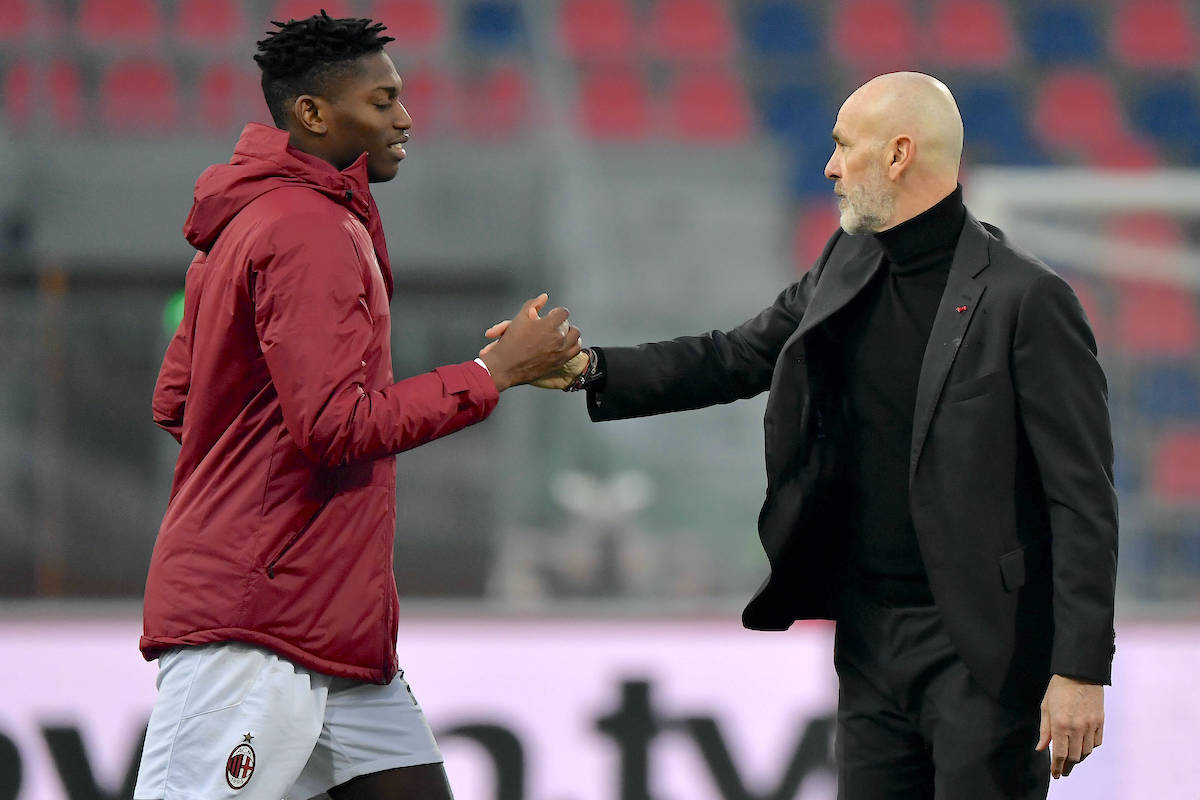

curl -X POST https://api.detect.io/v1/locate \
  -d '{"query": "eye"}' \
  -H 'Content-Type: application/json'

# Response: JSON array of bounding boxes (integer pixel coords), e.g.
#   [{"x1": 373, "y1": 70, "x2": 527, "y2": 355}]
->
[{"x1": 375, "y1": 102, "x2": 391, "y2": 110}]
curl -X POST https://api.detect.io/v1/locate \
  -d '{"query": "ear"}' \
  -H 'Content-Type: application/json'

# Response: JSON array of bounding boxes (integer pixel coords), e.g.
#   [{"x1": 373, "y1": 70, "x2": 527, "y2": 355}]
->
[
  {"x1": 293, "y1": 95, "x2": 328, "y2": 136},
  {"x1": 887, "y1": 135, "x2": 914, "y2": 179}
]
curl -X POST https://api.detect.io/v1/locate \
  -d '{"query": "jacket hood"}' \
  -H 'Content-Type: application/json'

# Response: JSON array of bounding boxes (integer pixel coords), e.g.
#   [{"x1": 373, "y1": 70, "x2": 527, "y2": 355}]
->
[{"x1": 184, "y1": 123, "x2": 393, "y2": 294}]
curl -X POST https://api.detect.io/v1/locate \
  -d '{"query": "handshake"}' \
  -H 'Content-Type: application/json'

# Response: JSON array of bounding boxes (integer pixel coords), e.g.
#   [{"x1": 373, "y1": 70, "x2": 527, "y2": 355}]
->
[{"x1": 476, "y1": 293, "x2": 591, "y2": 393}]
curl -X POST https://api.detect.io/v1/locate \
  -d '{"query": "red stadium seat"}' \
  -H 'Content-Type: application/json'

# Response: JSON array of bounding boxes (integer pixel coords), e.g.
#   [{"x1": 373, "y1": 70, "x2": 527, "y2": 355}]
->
[
  {"x1": 367, "y1": 0, "x2": 444, "y2": 49},
  {"x1": 100, "y1": 58, "x2": 180, "y2": 134},
  {"x1": 2, "y1": 59, "x2": 32, "y2": 128},
  {"x1": 558, "y1": 0, "x2": 636, "y2": 60},
  {"x1": 1151, "y1": 430, "x2": 1200, "y2": 503},
  {"x1": 268, "y1": 1, "x2": 354, "y2": 24},
  {"x1": 1085, "y1": 134, "x2": 1160, "y2": 169},
  {"x1": 1112, "y1": 0, "x2": 1197, "y2": 69},
  {"x1": 395, "y1": 67, "x2": 449, "y2": 133},
  {"x1": 576, "y1": 65, "x2": 651, "y2": 140},
  {"x1": 647, "y1": 0, "x2": 735, "y2": 62},
  {"x1": 1033, "y1": 71, "x2": 1127, "y2": 154},
  {"x1": 793, "y1": 202, "x2": 841, "y2": 273},
  {"x1": 665, "y1": 67, "x2": 751, "y2": 142},
  {"x1": 0, "y1": 0, "x2": 31, "y2": 40},
  {"x1": 176, "y1": 0, "x2": 245, "y2": 50},
  {"x1": 197, "y1": 62, "x2": 266, "y2": 134},
  {"x1": 928, "y1": 0, "x2": 1015, "y2": 68},
  {"x1": 455, "y1": 63, "x2": 530, "y2": 140},
  {"x1": 832, "y1": 0, "x2": 918, "y2": 71},
  {"x1": 1114, "y1": 279, "x2": 1198, "y2": 357},
  {"x1": 77, "y1": 0, "x2": 162, "y2": 46},
  {"x1": 49, "y1": 59, "x2": 84, "y2": 132}
]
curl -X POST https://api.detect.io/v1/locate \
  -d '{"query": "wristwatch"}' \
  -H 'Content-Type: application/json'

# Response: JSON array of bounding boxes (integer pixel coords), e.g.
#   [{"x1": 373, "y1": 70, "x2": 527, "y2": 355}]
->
[{"x1": 564, "y1": 347, "x2": 604, "y2": 392}]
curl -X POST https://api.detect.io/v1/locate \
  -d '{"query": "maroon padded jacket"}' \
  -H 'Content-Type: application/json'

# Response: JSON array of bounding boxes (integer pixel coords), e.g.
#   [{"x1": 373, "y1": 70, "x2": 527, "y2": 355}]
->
[{"x1": 141, "y1": 124, "x2": 498, "y2": 683}]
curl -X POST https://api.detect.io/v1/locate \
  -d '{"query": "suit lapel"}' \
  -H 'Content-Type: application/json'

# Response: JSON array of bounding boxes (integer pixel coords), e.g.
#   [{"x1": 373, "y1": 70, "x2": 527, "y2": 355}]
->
[
  {"x1": 792, "y1": 235, "x2": 886, "y2": 343},
  {"x1": 909, "y1": 215, "x2": 991, "y2": 482}
]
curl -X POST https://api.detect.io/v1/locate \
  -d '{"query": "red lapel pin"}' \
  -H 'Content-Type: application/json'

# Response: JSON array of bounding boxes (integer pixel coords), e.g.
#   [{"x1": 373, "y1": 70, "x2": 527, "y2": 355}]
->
[{"x1": 955, "y1": 305, "x2": 968, "y2": 313}]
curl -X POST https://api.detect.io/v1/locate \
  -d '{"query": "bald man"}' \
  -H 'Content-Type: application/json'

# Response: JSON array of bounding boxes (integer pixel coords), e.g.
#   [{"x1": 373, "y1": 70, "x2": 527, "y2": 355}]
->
[{"x1": 497, "y1": 72, "x2": 1117, "y2": 799}]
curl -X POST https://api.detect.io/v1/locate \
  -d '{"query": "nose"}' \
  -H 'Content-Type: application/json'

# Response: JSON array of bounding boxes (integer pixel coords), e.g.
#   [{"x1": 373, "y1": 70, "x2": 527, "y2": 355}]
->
[
  {"x1": 824, "y1": 151, "x2": 840, "y2": 181},
  {"x1": 395, "y1": 101, "x2": 412, "y2": 130}
]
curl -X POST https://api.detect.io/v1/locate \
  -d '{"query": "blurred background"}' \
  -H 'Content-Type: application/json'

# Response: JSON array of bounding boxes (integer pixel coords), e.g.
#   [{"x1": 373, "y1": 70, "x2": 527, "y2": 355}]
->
[{"x1": 0, "y1": 1, "x2": 1198, "y2": 798}]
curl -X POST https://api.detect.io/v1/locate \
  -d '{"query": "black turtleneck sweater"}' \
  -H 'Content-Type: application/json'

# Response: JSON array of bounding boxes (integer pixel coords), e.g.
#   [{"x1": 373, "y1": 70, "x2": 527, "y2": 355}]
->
[{"x1": 829, "y1": 186, "x2": 966, "y2": 606}]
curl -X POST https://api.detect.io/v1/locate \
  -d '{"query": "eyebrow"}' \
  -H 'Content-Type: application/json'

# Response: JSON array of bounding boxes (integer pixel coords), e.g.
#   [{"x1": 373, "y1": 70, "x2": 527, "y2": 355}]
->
[{"x1": 373, "y1": 85, "x2": 400, "y2": 98}]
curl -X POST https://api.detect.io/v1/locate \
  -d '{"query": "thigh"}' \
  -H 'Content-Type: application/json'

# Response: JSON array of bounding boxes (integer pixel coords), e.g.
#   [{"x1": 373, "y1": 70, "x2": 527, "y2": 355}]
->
[
  {"x1": 289, "y1": 670, "x2": 447, "y2": 800},
  {"x1": 836, "y1": 663, "x2": 934, "y2": 800},
  {"x1": 923, "y1": 659, "x2": 1049, "y2": 800},
  {"x1": 134, "y1": 643, "x2": 329, "y2": 800}
]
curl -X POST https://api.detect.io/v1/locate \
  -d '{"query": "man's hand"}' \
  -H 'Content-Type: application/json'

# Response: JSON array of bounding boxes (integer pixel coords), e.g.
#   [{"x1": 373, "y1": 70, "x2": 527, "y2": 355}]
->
[
  {"x1": 1036, "y1": 674, "x2": 1105, "y2": 779},
  {"x1": 478, "y1": 294, "x2": 582, "y2": 392},
  {"x1": 480, "y1": 314, "x2": 589, "y2": 390}
]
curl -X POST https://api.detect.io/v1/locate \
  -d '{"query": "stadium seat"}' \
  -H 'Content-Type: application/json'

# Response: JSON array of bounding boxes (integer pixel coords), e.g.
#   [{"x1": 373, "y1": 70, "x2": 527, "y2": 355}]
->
[
  {"x1": 0, "y1": 0, "x2": 30, "y2": 41},
  {"x1": 647, "y1": 0, "x2": 736, "y2": 62},
  {"x1": 1114, "y1": 280, "x2": 1198, "y2": 357},
  {"x1": 665, "y1": 67, "x2": 752, "y2": 143},
  {"x1": 455, "y1": 63, "x2": 530, "y2": 140},
  {"x1": 576, "y1": 66, "x2": 651, "y2": 140},
  {"x1": 793, "y1": 201, "x2": 841, "y2": 271},
  {"x1": 955, "y1": 83, "x2": 1049, "y2": 165},
  {"x1": 462, "y1": 1, "x2": 524, "y2": 50},
  {"x1": 99, "y1": 58, "x2": 180, "y2": 134},
  {"x1": 1133, "y1": 80, "x2": 1200, "y2": 161},
  {"x1": 1032, "y1": 71, "x2": 1127, "y2": 154},
  {"x1": 197, "y1": 63, "x2": 265, "y2": 135},
  {"x1": 1024, "y1": 3, "x2": 1103, "y2": 64},
  {"x1": 927, "y1": 0, "x2": 1015, "y2": 68},
  {"x1": 367, "y1": 0, "x2": 444, "y2": 50},
  {"x1": 1112, "y1": 0, "x2": 1197, "y2": 69},
  {"x1": 396, "y1": 67, "x2": 449, "y2": 133},
  {"x1": 49, "y1": 59, "x2": 84, "y2": 132},
  {"x1": 77, "y1": 0, "x2": 163, "y2": 46},
  {"x1": 1151, "y1": 430, "x2": 1200, "y2": 502},
  {"x1": 761, "y1": 83, "x2": 834, "y2": 145},
  {"x1": 1083, "y1": 134, "x2": 1160, "y2": 170},
  {"x1": 176, "y1": 0, "x2": 245, "y2": 50},
  {"x1": 558, "y1": 0, "x2": 636, "y2": 61},
  {"x1": 2, "y1": 59, "x2": 31, "y2": 129},
  {"x1": 1136, "y1": 364, "x2": 1200, "y2": 422},
  {"x1": 832, "y1": 0, "x2": 918, "y2": 71},
  {"x1": 788, "y1": 142, "x2": 836, "y2": 199},
  {"x1": 743, "y1": 1, "x2": 819, "y2": 57},
  {"x1": 268, "y1": 1, "x2": 353, "y2": 23}
]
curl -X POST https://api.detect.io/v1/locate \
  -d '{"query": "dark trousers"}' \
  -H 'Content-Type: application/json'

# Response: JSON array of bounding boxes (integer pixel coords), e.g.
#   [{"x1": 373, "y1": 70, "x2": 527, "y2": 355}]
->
[{"x1": 833, "y1": 586, "x2": 1049, "y2": 800}]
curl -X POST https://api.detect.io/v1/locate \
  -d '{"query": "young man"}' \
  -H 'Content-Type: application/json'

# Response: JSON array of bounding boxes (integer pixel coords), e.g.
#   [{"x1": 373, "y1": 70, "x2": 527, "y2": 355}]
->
[
  {"x1": 509, "y1": 73, "x2": 1117, "y2": 799},
  {"x1": 134, "y1": 13, "x2": 579, "y2": 800}
]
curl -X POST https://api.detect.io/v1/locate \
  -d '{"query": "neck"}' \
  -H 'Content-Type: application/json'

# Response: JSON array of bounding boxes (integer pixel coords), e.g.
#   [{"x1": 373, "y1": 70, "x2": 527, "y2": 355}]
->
[{"x1": 876, "y1": 176, "x2": 960, "y2": 232}]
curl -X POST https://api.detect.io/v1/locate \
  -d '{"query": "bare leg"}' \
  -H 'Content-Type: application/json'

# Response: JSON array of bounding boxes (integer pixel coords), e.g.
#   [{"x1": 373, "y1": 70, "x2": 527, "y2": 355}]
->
[{"x1": 327, "y1": 763, "x2": 454, "y2": 800}]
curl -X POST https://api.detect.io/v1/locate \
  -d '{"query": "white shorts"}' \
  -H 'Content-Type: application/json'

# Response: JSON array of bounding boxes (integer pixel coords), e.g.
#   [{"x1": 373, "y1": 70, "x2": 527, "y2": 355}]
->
[{"x1": 133, "y1": 642, "x2": 443, "y2": 800}]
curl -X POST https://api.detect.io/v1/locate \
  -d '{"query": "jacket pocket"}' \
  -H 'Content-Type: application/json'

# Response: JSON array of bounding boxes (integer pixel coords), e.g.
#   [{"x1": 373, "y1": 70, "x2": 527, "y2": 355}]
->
[
  {"x1": 999, "y1": 543, "x2": 1049, "y2": 591},
  {"x1": 944, "y1": 369, "x2": 1004, "y2": 403},
  {"x1": 265, "y1": 502, "x2": 325, "y2": 579}
]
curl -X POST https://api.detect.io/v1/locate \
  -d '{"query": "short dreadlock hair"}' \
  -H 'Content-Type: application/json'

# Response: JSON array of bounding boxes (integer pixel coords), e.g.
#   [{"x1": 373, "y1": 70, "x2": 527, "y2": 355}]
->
[{"x1": 254, "y1": 11, "x2": 395, "y2": 128}]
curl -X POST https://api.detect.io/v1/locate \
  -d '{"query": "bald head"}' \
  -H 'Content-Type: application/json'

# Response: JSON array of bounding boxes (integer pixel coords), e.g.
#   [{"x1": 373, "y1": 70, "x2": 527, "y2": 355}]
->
[
  {"x1": 825, "y1": 72, "x2": 964, "y2": 232},
  {"x1": 846, "y1": 72, "x2": 963, "y2": 174}
]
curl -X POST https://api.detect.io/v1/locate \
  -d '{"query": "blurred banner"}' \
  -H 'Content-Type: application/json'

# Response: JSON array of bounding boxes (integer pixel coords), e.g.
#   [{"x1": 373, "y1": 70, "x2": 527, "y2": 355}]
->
[{"x1": 0, "y1": 615, "x2": 1197, "y2": 799}]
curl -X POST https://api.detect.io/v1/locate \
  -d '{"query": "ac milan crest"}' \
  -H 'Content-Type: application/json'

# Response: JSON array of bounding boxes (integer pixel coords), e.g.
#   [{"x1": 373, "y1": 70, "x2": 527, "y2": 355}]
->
[{"x1": 225, "y1": 733, "x2": 256, "y2": 790}]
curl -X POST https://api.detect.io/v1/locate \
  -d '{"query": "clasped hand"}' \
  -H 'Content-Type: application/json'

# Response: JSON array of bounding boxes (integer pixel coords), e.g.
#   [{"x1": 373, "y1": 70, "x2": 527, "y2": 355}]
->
[{"x1": 477, "y1": 293, "x2": 586, "y2": 392}]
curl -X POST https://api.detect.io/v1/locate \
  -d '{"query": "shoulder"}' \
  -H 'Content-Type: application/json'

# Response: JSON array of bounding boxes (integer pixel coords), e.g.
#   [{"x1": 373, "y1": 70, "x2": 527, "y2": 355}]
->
[{"x1": 973, "y1": 216, "x2": 1068, "y2": 293}]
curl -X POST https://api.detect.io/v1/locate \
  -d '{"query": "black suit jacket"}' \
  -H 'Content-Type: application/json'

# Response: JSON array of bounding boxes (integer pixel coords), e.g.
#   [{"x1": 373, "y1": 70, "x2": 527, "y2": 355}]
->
[{"x1": 587, "y1": 213, "x2": 1118, "y2": 701}]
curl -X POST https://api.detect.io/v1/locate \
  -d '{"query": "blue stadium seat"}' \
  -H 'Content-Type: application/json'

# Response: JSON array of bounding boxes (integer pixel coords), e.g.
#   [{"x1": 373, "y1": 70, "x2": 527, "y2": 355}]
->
[
  {"x1": 787, "y1": 143, "x2": 835, "y2": 199},
  {"x1": 743, "y1": 2, "x2": 819, "y2": 57},
  {"x1": 1136, "y1": 363, "x2": 1200, "y2": 421},
  {"x1": 1024, "y1": 4, "x2": 1102, "y2": 63},
  {"x1": 1133, "y1": 81, "x2": 1200, "y2": 160},
  {"x1": 955, "y1": 84, "x2": 1050, "y2": 165},
  {"x1": 463, "y1": 1, "x2": 524, "y2": 49},
  {"x1": 761, "y1": 83, "x2": 834, "y2": 144}
]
